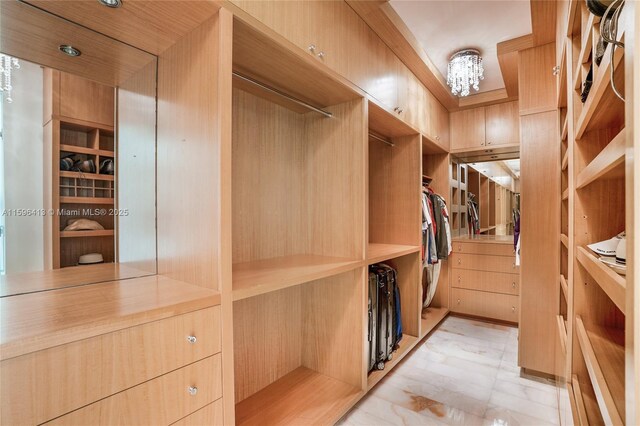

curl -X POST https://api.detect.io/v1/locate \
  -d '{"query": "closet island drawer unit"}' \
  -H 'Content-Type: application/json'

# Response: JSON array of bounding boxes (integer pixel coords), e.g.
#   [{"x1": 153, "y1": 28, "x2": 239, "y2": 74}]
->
[
  {"x1": 450, "y1": 238, "x2": 520, "y2": 323},
  {"x1": 0, "y1": 277, "x2": 222, "y2": 426}
]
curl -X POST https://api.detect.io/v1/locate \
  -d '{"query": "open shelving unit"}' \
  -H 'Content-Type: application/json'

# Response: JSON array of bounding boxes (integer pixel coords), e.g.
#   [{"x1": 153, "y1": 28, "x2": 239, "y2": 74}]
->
[
  {"x1": 43, "y1": 69, "x2": 116, "y2": 269},
  {"x1": 555, "y1": 0, "x2": 635, "y2": 424}
]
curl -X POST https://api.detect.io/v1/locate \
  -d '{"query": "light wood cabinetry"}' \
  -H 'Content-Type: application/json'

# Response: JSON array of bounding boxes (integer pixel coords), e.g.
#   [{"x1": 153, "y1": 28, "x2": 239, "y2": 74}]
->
[
  {"x1": 451, "y1": 240, "x2": 519, "y2": 323},
  {"x1": 450, "y1": 101, "x2": 520, "y2": 151}
]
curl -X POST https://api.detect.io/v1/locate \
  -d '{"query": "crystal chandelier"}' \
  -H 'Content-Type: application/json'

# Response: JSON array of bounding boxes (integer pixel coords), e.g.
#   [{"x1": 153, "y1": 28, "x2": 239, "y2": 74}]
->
[
  {"x1": 0, "y1": 54, "x2": 21, "y2": 104},
  {"x1": 447, "y1": 49, "x2": 484, "y2": 97}
]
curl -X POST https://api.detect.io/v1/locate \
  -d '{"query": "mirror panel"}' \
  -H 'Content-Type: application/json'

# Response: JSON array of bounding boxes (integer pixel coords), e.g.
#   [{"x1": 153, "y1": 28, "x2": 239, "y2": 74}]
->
[{"x1": 0, "y1": 2, "x2": 157, "y2": 296}]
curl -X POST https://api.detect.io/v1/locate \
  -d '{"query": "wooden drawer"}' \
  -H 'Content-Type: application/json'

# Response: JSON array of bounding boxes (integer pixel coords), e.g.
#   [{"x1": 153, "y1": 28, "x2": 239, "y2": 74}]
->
[
  {"x1": 452, "y1": 241, "x2": 515, "y2": 257},
  {"x1": 451, "y1": 253, "x2": 519, "y2": 274},
  {"x1": 172, "y1": 399, "x2": 224, "y2": 426},
  {"x1": 452, "y1": 269, "x2": 520, "y2": 295},
  {"x1": 451, "y1": 288, "x2": 519, "y2": 323},
  {"x1": 1, "y1": 307, "x2": 220, "y2": 425},
  {"x1": 46, "y1": 355, "x2": 222, "y2": 425}
]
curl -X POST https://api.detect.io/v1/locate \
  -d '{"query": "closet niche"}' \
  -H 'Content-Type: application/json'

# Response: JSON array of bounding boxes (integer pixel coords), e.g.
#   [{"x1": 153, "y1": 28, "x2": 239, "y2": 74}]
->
[{"x1": 0, "y1": 14, "x2": 157, "y2": 297}]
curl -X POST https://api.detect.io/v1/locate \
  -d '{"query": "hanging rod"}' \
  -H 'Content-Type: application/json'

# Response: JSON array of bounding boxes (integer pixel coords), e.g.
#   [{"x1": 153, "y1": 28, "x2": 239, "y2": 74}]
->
[
  {"x1": 369, "y1": 132, "x2": 395, "y2": 147},
  {"x1": 233, "y1": 72, "x2": 333, "y2": 118}
]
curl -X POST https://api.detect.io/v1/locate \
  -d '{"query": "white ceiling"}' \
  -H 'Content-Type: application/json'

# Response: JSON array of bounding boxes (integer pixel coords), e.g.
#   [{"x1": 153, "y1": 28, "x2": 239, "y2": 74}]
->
[{"x1": 389, "y1": 0, "x2": 532, "y2": 95}]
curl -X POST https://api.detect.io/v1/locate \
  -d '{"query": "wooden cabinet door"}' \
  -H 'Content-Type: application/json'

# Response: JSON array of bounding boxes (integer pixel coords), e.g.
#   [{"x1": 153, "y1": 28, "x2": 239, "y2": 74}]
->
[
  {"x1": 397, "y1": 63, "x2": 422, "y2": 129},
  {"x1": 485, "y1": 101, "x2": 519, "y2": 146},
  {"x1": 450, "y1": 107, "x2": 485, "y2": 150},
  {"x1": 362, "y1": 36, "x2": 398, "y2": 111},
  {"x1": 434, "y1": 99, "x2": 450, "y2": 150},
  {"x1": 58, "y1": 72, "x2": 114, "y2": 126}
]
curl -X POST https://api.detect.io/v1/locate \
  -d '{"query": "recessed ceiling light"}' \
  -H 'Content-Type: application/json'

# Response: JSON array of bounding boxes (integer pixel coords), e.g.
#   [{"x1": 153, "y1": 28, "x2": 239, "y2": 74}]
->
[
  {"x1": 59, "y1": 45, "x2": 81, "y2": 57},
  {"x1": 98, "y1": 0, "x2": 122, "y2": 7}
]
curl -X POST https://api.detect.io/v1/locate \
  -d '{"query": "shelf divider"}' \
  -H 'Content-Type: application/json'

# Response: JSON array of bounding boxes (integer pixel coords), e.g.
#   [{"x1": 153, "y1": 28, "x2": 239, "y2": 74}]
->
[
  {"x1": 576, "y1": 128, "x2": 625, "y2": 189},
  {"x1": 575, "y1": 316, "x2": 625, "y2": 426},
  {"x1": 561, "y1": 233, "x2": 569, "y2": 249},
  {"x1": 366, "y1": 243, "x2": 420, "y2": 265},
  {"x1": 560, "y1": 274, "x2": 569, "y2": 300},
  {"x1": 576, "y1": 246, "x2": 626, "y2": 314}
]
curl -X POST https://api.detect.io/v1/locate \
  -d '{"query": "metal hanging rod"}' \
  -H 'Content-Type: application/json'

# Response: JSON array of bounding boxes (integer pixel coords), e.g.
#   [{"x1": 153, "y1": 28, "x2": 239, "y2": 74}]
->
[
  {"x1": 233, "y1": 72, "x2": 333, "y2": 118},
  {"x1": 368, "y1": 132, "x2": 395, "y2": 147}
]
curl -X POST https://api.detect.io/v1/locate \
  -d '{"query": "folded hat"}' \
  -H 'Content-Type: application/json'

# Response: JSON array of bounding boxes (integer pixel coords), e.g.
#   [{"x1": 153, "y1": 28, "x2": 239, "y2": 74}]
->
[
  {"x1": 64, "y1": 218, "x2": 105, "y2": 231},
  {"x1": 588, "y1": 232, "x2": 625, "y2": 256}
]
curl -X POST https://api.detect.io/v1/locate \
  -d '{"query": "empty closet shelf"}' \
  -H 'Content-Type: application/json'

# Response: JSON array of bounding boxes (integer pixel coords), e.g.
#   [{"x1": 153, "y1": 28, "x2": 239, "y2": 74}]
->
[
  {"x1": 232, "y1": 254, "x2": 361, "y2": 301},
  {"x1": 420, "y1": 306, "x2": 449, "y2": 338},
  {"x1": 367, "y1": 243, "x2": 420, "y2": 264},
  {"x1": 235, "y1": 367, "x2": 362, "y2": 426},
  {"x1": 60, "y1": 230, "x2": 114, "y2": 238}
]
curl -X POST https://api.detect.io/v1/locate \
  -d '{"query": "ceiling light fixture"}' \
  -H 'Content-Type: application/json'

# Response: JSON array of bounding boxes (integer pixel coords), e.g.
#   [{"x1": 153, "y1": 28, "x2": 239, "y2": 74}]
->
[
  {"x1": 98, "y1": 0, "x2": 122, "y2": 8},
  {"x1": 0, "y1": 54, "x2": 20, "y2": 104},
  {"x1": 447, "y1": 49, "x2": 484, "y2": 97},
  {"x1": 59, "y1": 45, "x2": 81, "y2": 57}
]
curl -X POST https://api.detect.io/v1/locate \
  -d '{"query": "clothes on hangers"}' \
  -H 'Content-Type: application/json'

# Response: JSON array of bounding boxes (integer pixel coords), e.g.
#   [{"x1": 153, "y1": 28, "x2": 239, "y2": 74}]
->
[{"x1": 467, "y1": 193, "x2": 480, "y2": 235}]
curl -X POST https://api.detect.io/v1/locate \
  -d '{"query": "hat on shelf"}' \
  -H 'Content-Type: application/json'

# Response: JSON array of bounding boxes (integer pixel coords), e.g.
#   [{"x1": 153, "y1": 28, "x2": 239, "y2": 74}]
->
[
  {"x1": 587, "y1": 232, "x2": 625, "y2": 256},
  {"x1": 63, "y1": 218, "x2": 105, "y2": 231},
  {"x1": 78, "y1": 253, "x2": 104, "y2": 265}
]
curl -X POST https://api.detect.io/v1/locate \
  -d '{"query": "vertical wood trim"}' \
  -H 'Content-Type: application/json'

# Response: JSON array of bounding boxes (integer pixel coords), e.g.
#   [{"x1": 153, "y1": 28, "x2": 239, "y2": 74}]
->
[{"x1": 216, "y1": 7, "x2": 235, "y2": 426}]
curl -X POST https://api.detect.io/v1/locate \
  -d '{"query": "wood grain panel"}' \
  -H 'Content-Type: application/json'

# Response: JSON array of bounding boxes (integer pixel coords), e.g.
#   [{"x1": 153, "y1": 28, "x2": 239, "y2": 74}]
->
[
  {"x1": 451, "y1": 288, "x2": 519, "y2": 323},
  {"x1": 231, "y1": 88, "x2": 307, "y2": 263},
  {"x1": 26, "y1": 0, "x2": 220, "y2": 55},
  {"x1": 450, "y1": 107, "x2": 485, "y2": 150},
  {"x1": 172, "y1": 399, "x2": 224, "y2": 426},
  {"x1": 157, "y1": 13, "x2": 221, "y2": 289},
  {"x1": 0, "y1": 0, "x2": 155, "y2": 87},
  {"x1": 519, "y1": 111, "x2": 560, "y2": 375},
  {"x1": 305, "y1": 98, "x2": 367, "y2": 259},
  {"x1": 452, "y1": 269, "x2": 520, "y2": 296},
  {"x1": 45, "y1": 355, "x2": 222, "y2": 425},
  {"x1": 485, "y1": 101, "x2": 520, "y2": 146},
  {"x1": 518, "y1": 43, "x2": 558, "y2": 115},
  {"x1": 57, "y1": 72, "x2": 115, "y2": 126},
  {"x1": 451, "y1": 253, "x2": 519, "y2": 274},
  {"x1": 368, "y1": 133, "x2": 421, "y2": 247},
  {"x1": 1, "y1": 307, "x2": 220, "y2": 425},
  {"x1": 0, "y1": 275, "x2": 220, "y2": 360},
  {"x1": 116, "y1": 59, "x2": 157, "y2": 275},
  {"x1": 233, "y1": 286, "x2": 302, "y2": 402},
  {"x1": 302, "y1": 269, "x2": 364, "y2": 389},
  {"x1": 452, "y1": 241, "x2": 515, "y2": 256}
]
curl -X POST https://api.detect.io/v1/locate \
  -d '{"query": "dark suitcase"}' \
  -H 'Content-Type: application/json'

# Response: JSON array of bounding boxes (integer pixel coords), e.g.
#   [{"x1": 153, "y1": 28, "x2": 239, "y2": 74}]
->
[
  {"x1": 369, "y1": 263, "x2": 396, "y2": 371},
  {"x1": 367, "y1": 272, "x2": 378, "y2": 372},
  {"x1": 380, "y1": 263, "x2": 402, "y2": 350}
]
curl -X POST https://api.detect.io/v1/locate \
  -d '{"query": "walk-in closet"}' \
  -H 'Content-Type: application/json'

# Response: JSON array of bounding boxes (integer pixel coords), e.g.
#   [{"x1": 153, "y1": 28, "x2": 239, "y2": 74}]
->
[{"x1": 0, "y1": 0, "x2": 637, "y2": 425}]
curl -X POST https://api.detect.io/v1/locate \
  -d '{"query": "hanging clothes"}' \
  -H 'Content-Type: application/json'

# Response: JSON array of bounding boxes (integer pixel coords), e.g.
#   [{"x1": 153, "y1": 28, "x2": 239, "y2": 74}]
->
[
  {"x1": 422, "y1": 262, "x2": 441, "y2": 308},
  {"x1": 467, "y1": 193, "x2": 480, "y2": 235},
  {"x1": 427, "y1": 190, "x2": 451, "y2": 260},
  {"x1": 421, "y1": 188, "x2": 438, "y2": 266}
]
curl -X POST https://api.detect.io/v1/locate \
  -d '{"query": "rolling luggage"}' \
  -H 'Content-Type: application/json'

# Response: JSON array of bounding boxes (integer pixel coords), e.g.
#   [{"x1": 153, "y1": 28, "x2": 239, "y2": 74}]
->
[{"x1": 368, "y1": 263, "x2": 402, "y2": 371}]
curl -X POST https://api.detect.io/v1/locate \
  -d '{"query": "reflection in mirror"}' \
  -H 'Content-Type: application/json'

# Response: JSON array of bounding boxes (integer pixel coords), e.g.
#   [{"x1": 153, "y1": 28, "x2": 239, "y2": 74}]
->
[
  {"x1": 0, "y1": 54, "x2": 157, "y2": 297},
  {"x1": 464, "y1": 159, "x2": 520, "y2": 237}
]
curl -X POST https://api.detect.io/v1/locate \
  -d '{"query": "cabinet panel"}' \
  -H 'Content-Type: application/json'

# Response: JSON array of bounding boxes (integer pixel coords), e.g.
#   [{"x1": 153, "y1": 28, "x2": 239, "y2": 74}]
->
[
  {"x1": 452, "y1": 269, "x2": 520, "y2": 295},
  {"x1": 59, "y1": 72, "x2": 114, "y2": 126},
  {"x1": 172, "y1": 399, "x2": 224, "y2": 426},
  {"x1": 452, "y1": 288, "x2": 519, "y2": 323},
  {"x1": 452, "y1": 241, "x2": 515, "y2": 256},
  {"x1": 434, "y1": 98, "x2": 450, "y2": 149},
  {"x1": 450, "y1": 107, "x2": 485, "y2": 150},
  {"x1": 45, "y1": 355, "x2": 222, "y2": 426},
  {"x1": 485, "y1": 101, "x2": 520, "y2": 146},
  {"x1": 451, "y1": 252, "x2": 519, "y2": 274},
  {"x1": 518, "y1": 43, "x2": 557, "y2": 114},
  {"x1": 1, "y1": 307, "x2": 220, "y2": 425}
]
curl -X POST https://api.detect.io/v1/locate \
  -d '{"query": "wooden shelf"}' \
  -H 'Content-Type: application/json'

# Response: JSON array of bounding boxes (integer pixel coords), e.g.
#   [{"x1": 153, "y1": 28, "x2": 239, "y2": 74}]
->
[
  {"x1": 60, "y1": 171, "x2": 115, "y2": 181},
  {"x1": 367, "y1": 243, "x2": 420, "y2": 264},
  {"x1": 58, "y1": 116, "x2": 114, "y2": 133},
  {"x1": 235, "y1": 367, "x2": 362, "y2": 426},
  {"x1": 60, "y1": 196, "x2": 114, "y2": 205},
  {"x1": 480, "y1": 226, "x2": 496, "y2": 234},
  {"x1": 577, "y1": 14, "x2": 597, "y2": 67},
  {"x1": 562, "y1": 188, "x2": 569, "y2": 200},
  {"x1": 576, "y1": 128, "x2": 625, "y2": 189},
  {"x1": 367, "y1": 334, "x2": 418, "y2": 389},
  {"x1": 576, "y1": 246, "x2": 626, "y2": 314},
  {"x1": 561, "y1": 149, "x2": 569, "y2": 171},
  {"x1": 571, "y1": 375, "x2": 600, "y2": 426},
  {"x1": 60, "y1": 144, "x2": 114, "y2": 157},
  {"x1": 232, "y1": 254, "x2": 361, "y2": 301},
  {"x1": 575, "y1": 316, "x2": 625, "y2": 425},
  {"x1": 557, "y1": 44, "x2": 567, "y2": 108},
  {"x1": 557, "y1": 315, "x2": 567, "y2": 355},
  {"x1": 560, "y1": 274, "x2": 569, "y2": 300},
  {"x1": 561, "y1": 233, "x2": 569, "y2": 248},
  {"x1": 575, "y1": 38, "x2": 625, "y2": 139},
  {"x1": 420, "y1": 306, "x2": 449, "y2": 338},
  {"x1": 60, "y1": 230, "x2": 114, "y2": 238},
  {"x1": 561, "y1": 113, "x2": 568, "y2": 141}
]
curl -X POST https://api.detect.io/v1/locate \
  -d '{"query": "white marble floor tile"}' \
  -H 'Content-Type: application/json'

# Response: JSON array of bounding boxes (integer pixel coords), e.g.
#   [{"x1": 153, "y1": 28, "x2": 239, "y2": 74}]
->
[{"x1": 340, "y1": 316, "x2": 561, "y2": 426}]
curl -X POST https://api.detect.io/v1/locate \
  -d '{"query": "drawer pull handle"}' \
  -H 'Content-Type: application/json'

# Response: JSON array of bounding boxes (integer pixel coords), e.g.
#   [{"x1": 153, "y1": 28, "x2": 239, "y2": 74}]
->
[
  {"x1": 457, "y1": 276, "x2": 461, "y2": 282},
  {"x1": 187, "y1": 335, "x2": 197, "y2": 344},
  {"x1": 512, "y1": 282, "x2": 516, "y2": 288},
  {"x1": 512, "y1": 263, "x2": 516, "y2": 269},
  {"x1": 458, "y1": 259, "x2": 461, "y2": 265},
  {"x1": 457, "y1": 299, "x2": 461, "y2": 305},
  {"x1": 512, "y1": 306, "x2": 516, "y2": 312},
  {"x1": 308, "y1": 44, "x2": 316, "y2": 54},
  {"x1": 188, "y1": 386, "x2": 198, "y2": 396},
  {"x1": 458, "y1": 245, "x2": 462, "y2": 251}
]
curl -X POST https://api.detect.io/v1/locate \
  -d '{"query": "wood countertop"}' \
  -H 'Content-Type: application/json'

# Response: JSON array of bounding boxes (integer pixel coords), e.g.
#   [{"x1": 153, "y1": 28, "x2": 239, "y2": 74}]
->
[
  {"x1": 452, "y1": 235, "x2": 515, "y2": 244},
  {"x1": 0, "y1": 275, "x2": 220, "y2": 361}
]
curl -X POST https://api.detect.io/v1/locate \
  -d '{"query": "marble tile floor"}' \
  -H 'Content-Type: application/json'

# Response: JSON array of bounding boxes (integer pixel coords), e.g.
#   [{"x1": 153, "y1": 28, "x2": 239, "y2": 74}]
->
[{"x1": 339, "y1": 316, "x2": 563, "y2": 426}]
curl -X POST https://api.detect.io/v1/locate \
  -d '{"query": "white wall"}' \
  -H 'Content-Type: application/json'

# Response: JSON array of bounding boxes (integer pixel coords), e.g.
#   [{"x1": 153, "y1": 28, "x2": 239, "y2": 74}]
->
[{"x1": 2, "y1": 60, "x2": 44, "y2": 273}]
